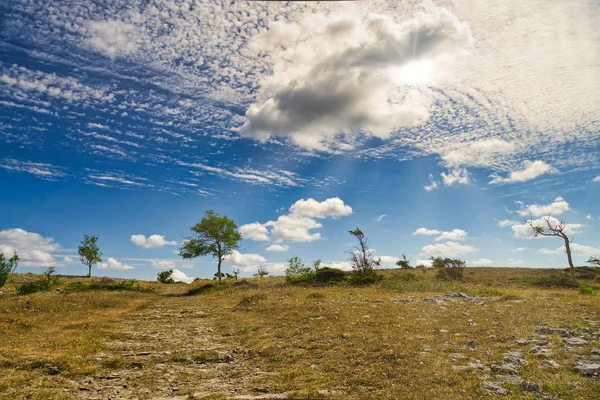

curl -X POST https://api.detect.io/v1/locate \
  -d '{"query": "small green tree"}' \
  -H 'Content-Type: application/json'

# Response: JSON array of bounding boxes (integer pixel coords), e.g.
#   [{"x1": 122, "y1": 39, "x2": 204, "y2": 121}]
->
[
  {"x1": 78, "y1": 235, "x2": 102, "y2": 277},
  {"x1": 157, "y1": 269, "x2": 175, "y2": 284},
  {"x1": 396, "y1": 254, "x2": 411, "y2": 269},
  {"x1": 347, "y1": 228, "x2": 382, "y2": 285},
  {"x1": 43, "y1": 266, "x2": 56, "y2": 283},
  {"x1": 179, "y1": 210, "x2": 242, "y2": 284},
  {"x1": 431, "y1": 256, "x2": 466, "y2": 280},
  {"x1": 0, "y1": 252, "x2": 19, "y2": 288},
  {"x1": 254, "y1": 266, "x2": 269, "y2": 278}
]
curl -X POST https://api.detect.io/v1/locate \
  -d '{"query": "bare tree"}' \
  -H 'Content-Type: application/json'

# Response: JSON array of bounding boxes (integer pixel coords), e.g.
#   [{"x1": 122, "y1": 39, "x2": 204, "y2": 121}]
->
[
  {"x1": 588, "y1": 257, "x2": 600, "y2": 267},
  {"x1": 527, "y1": 215, "x2": 578, "y2": 284},
  {"x1": 346, "y1": 228, "x2": 380, "y2": 274}
]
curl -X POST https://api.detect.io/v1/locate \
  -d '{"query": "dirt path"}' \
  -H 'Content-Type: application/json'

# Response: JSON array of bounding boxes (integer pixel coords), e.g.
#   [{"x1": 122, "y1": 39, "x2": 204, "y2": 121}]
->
[{"x1": 70, "y1": 296, "x2": 283, "y2": 400}]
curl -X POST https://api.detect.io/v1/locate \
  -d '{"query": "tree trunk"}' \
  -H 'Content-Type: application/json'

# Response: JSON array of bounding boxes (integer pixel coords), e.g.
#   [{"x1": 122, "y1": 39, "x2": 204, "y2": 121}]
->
[
  {"x1": 217, "y1": 248, "x2": 222, "y2": 284},
  {"x1": 88, "y1": 263, "x2": 92, "y2": 278},
  {"x1": 562, "y1": 234, "x2": 578, "y2": 285}
]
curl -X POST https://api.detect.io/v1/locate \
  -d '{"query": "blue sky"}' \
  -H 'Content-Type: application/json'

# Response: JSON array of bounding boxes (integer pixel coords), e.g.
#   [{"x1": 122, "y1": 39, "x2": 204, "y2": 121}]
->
[{"x1": 1, "y1": 0, "x2": 599, "y2": 282}]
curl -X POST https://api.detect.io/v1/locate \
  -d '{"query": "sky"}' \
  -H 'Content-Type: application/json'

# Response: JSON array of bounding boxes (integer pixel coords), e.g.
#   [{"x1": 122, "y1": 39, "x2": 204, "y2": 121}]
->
[{"x1": 1, "y1": 0, "x2": 599, "y2": 283}]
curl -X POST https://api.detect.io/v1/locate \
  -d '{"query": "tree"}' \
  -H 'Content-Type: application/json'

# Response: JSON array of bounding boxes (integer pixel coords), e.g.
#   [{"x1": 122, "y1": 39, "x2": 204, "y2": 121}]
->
[
  {"x1": 587, "y1": 257, "x2": 600, "y2": 267},
  {"x1": 232, "y1": 267, "x2": 240, "y2": 280},
  {"x1": 396, "y1": 254, "x2": 411, "y2": 269},
  {"x1": 179, "y1": 210, "x2": 242, "y2": 284},
  {"x1": 43, "y1": 266, "x2": 56, "y2": 283},
  {"x1": 347, "y1": 228, "x2": 380, "y2": 275},
  {"x1": 431, "y1": 256, "x2": 466, "y2": 280},
  {"x1": 78, "y1": 235, "x2": 102, "y2": 278},
  {"x1": 214, "y1": 272, "x2": 225, "y2": 280},
  {"x1": 527, "y1": 215, "x2": 578, "y2": 284},
  {"x1": 157, "y1": 269, "x2": 175, "y2": 284},
  {"x1": 0, "y1": 252, "x2": 19, "y2": 289}
]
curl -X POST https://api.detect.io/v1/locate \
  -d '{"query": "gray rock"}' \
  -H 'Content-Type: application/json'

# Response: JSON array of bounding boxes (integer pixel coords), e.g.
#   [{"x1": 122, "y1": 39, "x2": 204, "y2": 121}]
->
[
  {"x1": 565, "y1": 337, "x2": 588, "y2": 346},
  {"x1": 491, "y1": 363, "x2": 520, "y2": 376},
  {"x1": 536, "y1": 327, "x2": 571, "y2": 337},
  {"x1": 574, "y1": 362, "x2": 600, "y2": 377},
  {"x1": 592, "y1": 348, "x2": 600, "y2": 355},
  {"x1": 496, "y1": 375, "x2": 524, "y2": 385},
  {"x1": 520, "y1": 381, "x2": 540, "y2": 392},
  {"x1": 531, "y1": 346, "x2": 553, "y2": 357},
  {"x1": 467, "y1": 319, "x2": 475, "y2": 326},
  {"x1": 504, "y1": 350, "x2": 527, "y2": 365},
  {"x1": 46, "y1": 365, "x2": 60, "y2": 375},
  {"x1": 483, "y1": 381, "x2": 507, "y2": 395},
  {"x1": 540, "y1": 360, "x2": 560, "y2": 369}
]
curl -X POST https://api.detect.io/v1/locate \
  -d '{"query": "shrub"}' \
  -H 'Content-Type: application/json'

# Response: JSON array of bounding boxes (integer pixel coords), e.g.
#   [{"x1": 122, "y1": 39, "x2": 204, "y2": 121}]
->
[
  {"x1": 396, "y1": 254, "x2": 411, "y2": 269},
  {"x1": 348, "y1": 271, "x2": 383, "y2": 286},
  {"x1": 254, "y1": 266, "x2": 269, "y2": 278},
  {"x1": 432, "y1": 257, "x2": 466, "y2": 280},
  {"x1": 66, "y1": 278, "x2": 154, "y2": 293},
  {"x1": 578, "y1": 283, "x2": 596, "y2": 295},
  {"x1": 157, "y1": 269, "x2": 175, "y2": 284},
  {"x1": 285, "y1": 256, "x2": 315, "y2": 284},
  {"x1": 16, "y1": 279, "x2": 52, "y2": 295},
  {"x1": 520, "y1": 272, "x2": 580, "y2": 288},
  {"x1": 314, "y1": 267, "x2": 348, "y2": 283},
  {"x1": 0, "y1": 252, "x2": 19, "y2": 289}
]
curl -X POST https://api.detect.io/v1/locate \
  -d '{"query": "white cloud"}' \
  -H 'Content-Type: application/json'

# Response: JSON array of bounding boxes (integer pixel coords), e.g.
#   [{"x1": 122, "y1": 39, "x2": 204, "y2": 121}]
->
[
  {"x1": 471, "y1": 258, "x2": 492, "y2": 266},
  {"x1": 424, "y1": 174, "x2": 439, "y2": 192},
  {"x1": 489, "y1": 160, "x2": 554, "y2": 184},
  {"x1": 289, "y1": 197, "x2": 352, "y2": 219},
  {"x1": 539, "y1": 243, "x2": 600, "y2": 257},
  {"x1": 265, "y1": 244, "x2": 289, "y2": 252},
  {"x1": 328, "y1": 261, "x2": 353, "y2": 271},
  {"x1": 131, "y1": 234, "x2": 177, "y2": 249},
  {"x1": 86, "y1": 20, "x2": 138, "y2": 59},
  {"x1": 441, "y1": 168, "x2": 469, "y2": 187},
  {"x1": 171, "y1": 269, "x2": 194, "y2": 284},
  {"x1": 413, "y1": 228, "x2": 441, "y2": 236},
  {"x1": 415, "y1": 259, "x2": 433, "y2": 267},
  {"x1": 149, "y1": 259, "x2": 175, "y2": 270},
  {"x1": 421, "y1": 241, "x2": 477, "y2": 257},
  {"x1": 442, "y1": 139, "x2": 516, "y2": 167},
  {"x1": 498, "y1": 219, "x2": 520, "y2": 227},
  {"x1": 511, "y1": 247, "x2": 528, "y2": 252},
  {"x1": 517, "y1": 197, "x2": 570, "y2": 217},
  {"x1": 63, "y1": 256, "x2": 73, "y2": 264},
  {"x1": 0, "y1": 228, "x2": 61, "y2": 267},
  {"x1": 511, "y1": 216, "x2": 583, "y2": 239},
  {"x1": 586, "y1": 214, "x2": 594, "y2": 220},
  {"x1": 374, "y1": 214, "x2": 387, "y2": 222},
  {"x1": 239, "y1": 223, "x2": 270, "y2": 241},
  {"x1": 223, "y1": 250, "x2": 267, "y2": 266},
  {"x1": 99, "y1": 257, "x2": 134, "y2": 270},
  {"x1": 266, "y1": 215, "x2": 322, "y2": 243},
  {"x1": 0, "y1": 159, "x2": 65, "y2": 180},
  {"x1": 379, "y1": 255, "x2": 400, "y2": 264},
  {"x1": 593, "y1": 176, "x2": 600, "y2": 183},
  {"x1": 242, "y1": 6, "x2": 472, "y2": 150},
  {"x1": 435, "y1": 229, "x2": 467, "y2": 242}
]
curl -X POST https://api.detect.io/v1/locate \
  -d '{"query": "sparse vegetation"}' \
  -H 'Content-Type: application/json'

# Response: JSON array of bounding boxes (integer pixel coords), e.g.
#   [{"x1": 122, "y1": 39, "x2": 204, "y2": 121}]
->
[
  {"x1": 16, "y1": 279, "x2": 52, "y2": 295},
  {"x1": 254, "y1": 265, "x2": 269, "y2": 278},
  {"x1": 347, "y1": 227, "x2": 382, "y2": 285},
  {"x1": 396, "y1": 253, "x2": 411, "y2": 269}
]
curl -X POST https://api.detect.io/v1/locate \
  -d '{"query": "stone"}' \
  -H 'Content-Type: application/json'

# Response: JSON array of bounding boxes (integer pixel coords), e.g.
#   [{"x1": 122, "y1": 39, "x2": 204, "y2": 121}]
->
[
  {"x1": 496, "y1": 375, "x2": 524, "y2": 385},
  {"x1": 45, "y1": 365, "x2": 60, "y2": 375},
  {"x1": 504, "y1": 350, "x2": 527, "y2": 366},
  {"x1": 564, "y1": 337, "x2": 587, "y2": 346},
  {"x1": 520, "y1": 381, "x2": 540, "y2": 392},
  {"x1": 449, "y1": 353, "x2": 467, "y2": 360},
  {"x1": 536, "y1": 327, "x2": 571, "y2": 337},
  {"x1": 466, "y1": 319, "x2": 475, "y2": 326},
  {"x1": 483, "y1": 381, "x2": 507, "y2": 395},
  {"x1": 592, "y1": 348, "x2": 600, "y2": 355},
  {"x1": 540, "y1": 360, "x2": 560, "y2": 369},
  {"x1": 574, "y1": 362, "x2": 600, "y2": 377},
  {"x1": 491, "y1": 363, "x2": 520, "y2": 376},
  {"x1": 531, "y1": 346, "x2": 553, "y2": 357}
]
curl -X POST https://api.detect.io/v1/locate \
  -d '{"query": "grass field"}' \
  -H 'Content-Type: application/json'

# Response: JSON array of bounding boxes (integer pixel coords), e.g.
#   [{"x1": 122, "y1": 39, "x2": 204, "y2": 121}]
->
[{"x1": 0, "y1": 267, "x2": 598, "y2": 399}]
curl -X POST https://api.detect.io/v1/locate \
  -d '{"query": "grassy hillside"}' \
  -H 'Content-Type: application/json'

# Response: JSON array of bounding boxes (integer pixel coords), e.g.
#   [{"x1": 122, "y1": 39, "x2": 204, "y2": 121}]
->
[{"x1": 0, "y1": 268, "x2": 598, "y2": 399}]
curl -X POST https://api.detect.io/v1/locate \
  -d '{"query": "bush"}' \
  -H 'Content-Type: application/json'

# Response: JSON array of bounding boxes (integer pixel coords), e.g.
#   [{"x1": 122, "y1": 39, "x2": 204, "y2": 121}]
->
[
  {"x1": 66, "y1": 278, "x2": 154, "y2": 293},
  {"x1": 16, "y1": 279, "x2": 52, "y2": 295},
  {"x1": 0, "y1": 252, "x2": 19, "y2": 289},
  {"x1": 395, "y1": 254, "x2": 411, "y2": 269},
  {"x1": 432, "y1": 257, "x2": 466, "y2": 280},
  {"x1": 314, "y1": 267, "x2": 348, "y2": 283},
  {"x1": 579, "y1": 283, "x2": 596, "y2": 295},
  {"x1": 285, "y1": 256, "x2": 315, "y2": 284},
  {"x1": 157, "y1": 269, "x2": 175, "y2": 284},
  {"x1": 519, "y1": 272, "x2": 579, "y2": 288},
  {"x1": 348, "y1": 271, "x2": 383, "y2": 286}
]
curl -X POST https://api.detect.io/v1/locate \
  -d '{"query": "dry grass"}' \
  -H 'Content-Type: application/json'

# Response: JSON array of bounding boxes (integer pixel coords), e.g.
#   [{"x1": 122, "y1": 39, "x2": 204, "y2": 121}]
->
[{"x1": 0, "y1": 268, "x2": 598, "y2": 399}]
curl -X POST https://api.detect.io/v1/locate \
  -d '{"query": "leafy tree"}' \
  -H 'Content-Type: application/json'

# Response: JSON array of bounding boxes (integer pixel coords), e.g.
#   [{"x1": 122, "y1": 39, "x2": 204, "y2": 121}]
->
[
  {"x1": 0, "y1": 252, "x2": 19, "y2": 289},
  {"x1": 214, "y1": 272, "x2": 225, "y2": 280},
  {"x1": 254, "y1": 266, "x2": 269, "y2": 278},
  {"x1": 526, "y1": 216, "x2": 577, "y2": 284},
  {"x1": 396, "y1": 254, "x2": 411, "y2": 269},
  {"x1": 78, "y1": 235, "x2": 102, "y2": 278},
  {"x1": 179, "y1": 210, "x2": 242, "y2": 283},
  {"x1": 588, "y1": 257, "x2": 600, "y2": 267},
  {"x1": 157, "y1": 269, "x2": 175, "y2": 284},
  {"x1": 285, "y1": 256, "x2": 313, "y2": 277}
]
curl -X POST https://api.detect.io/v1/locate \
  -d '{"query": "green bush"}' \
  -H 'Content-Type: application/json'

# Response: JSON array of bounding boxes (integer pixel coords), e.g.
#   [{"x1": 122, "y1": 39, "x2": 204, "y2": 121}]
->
[
  {"x1": 16, "y1": 280, "x2": 52, "y2": 295},
  {"x1": 66, "y1": 278, "x2": 154, "y2": 293},
  {"x1": 314, "y1": 267, "x2": 348, "y2": 283},
  {"x1": 579, "y1": 283, "x2": 596, "y2": 295},
  {"x1": 348, "y1": 271, "x2": 383, "y2": 286},
  {"x1": 0, "y1": 252, "x2": 19, "y2": 289},
  {"x1": 432, "y1": 257, "x2": 466, "y2": 280},
  {"x1": 157, "y1": 269, "x2": 175, "y2": 284},
  {"x1": 285, "y1": 256, "x2": 315, "y2": 284},
  {"x1": 518, "y1": 272, "x2": 579, "y2": 288}
]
